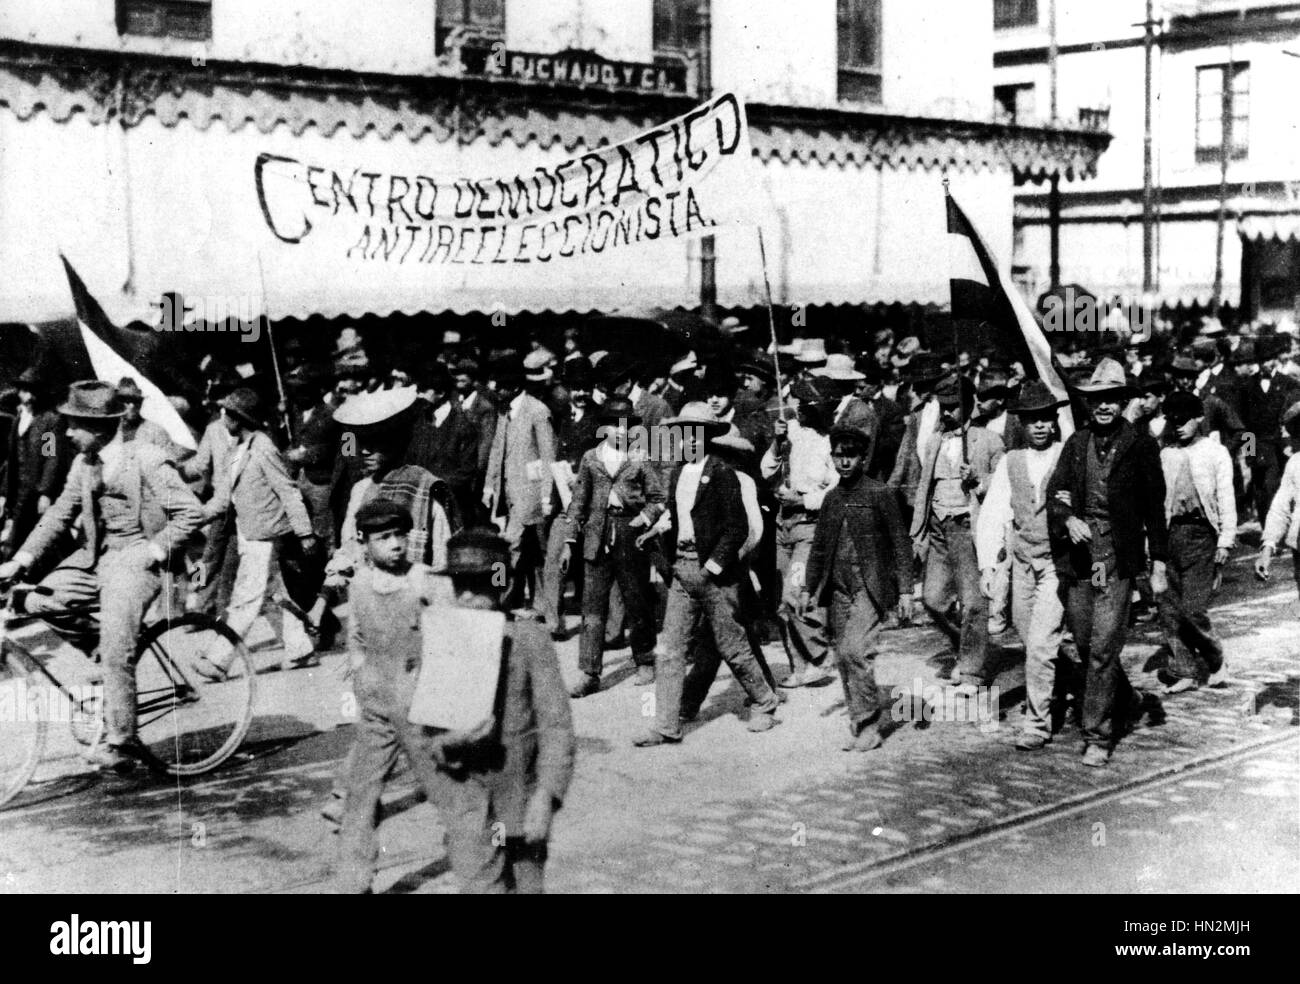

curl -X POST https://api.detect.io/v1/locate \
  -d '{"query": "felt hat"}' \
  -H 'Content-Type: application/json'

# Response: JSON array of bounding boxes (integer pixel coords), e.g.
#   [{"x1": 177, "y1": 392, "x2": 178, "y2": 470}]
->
[
  {"x1": 218, "y1": 387, "x2": 264, "y2": 428},
  {"x1": 595, "y1": 396, "x2": 641, "y2": 425},
  {"x1": 1011, "y1": 379, "x2": 1067, "y2": 416},
  {"x1": 59, "y1": 380, "x2": 126, "y2": 420},
  {"x1": 811, "y1": 353, "x2": 865, "y2": 381},
  {"x1": 1162, "y1": 390, "x2": 1205, "y2": 425},
  {"x1": 1075, "y1": 357, "x2": 1135, "y2": 397},
  {"x1": 438, "y1": 527, "x2": 511, "y2": 577},
  {"x1": 663, "y1": 401, "x2": 729, "y2": 437},
  {"x1": 114, "y1": 377, "x2": 145, "y2": 403}
]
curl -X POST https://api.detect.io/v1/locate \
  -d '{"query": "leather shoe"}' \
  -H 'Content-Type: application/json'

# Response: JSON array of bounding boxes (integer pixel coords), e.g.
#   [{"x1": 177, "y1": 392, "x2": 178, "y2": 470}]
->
[
  {"x1": 633, "y1": 665, "x2": 655, "y2": 686},
  {"x1": 1015, "y1": 732, "x2": 1050, "y2": 751},
  {"x1": 569, "y1": 674, "x2": 601, "y2": 699},
  {"x1": 1081, "y1": 743, "x2": 1111, "y2": 768},
  {"x1": 746, "y1": 711, "x2": 777, "y2": 733},
  {"x1": 85, "y1": 737, "x2": 148, "y2": 774},
  {"x1": 1162, "y1": 677, "x2": 1199, "y2": 695},
  {"x1": 632, "y1": 730, "x2": 681, "y2": 747},
  {"x1": 842, "y1": 727, "x2": 883, "y2": 752}
]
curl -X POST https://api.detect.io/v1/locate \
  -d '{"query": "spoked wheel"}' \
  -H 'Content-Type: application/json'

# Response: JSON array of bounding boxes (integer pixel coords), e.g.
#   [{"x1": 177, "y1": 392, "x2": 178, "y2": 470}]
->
[
  {"x1": 133, "y1": 613, "x2": 256, "y2": 776},
  {"x1": 0, "y1": 668, "x2": 49, "y2": 810},
  {"x1": 68, "y1": 686, "x2": 104, "y2": 748}
]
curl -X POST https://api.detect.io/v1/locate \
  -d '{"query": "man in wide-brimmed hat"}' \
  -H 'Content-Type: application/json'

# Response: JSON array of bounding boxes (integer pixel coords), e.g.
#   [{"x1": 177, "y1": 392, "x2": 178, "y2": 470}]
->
[
  {"x1": 192, "y1": 385, "x2": 321, "y2": 679},
  {"x1": 563, "y1": 397, "x2": 665, "y2": 697},
  {"x1": 113, "y1": 376, "x2": 180, "y2": 455},
  {"x1": 975, "y1": 380, "x2": 1071, "y2": 750},
  {"x1": 0, "y1": 381, "x2": 203, "y2": 773},
  {"x1": 633, "y1": 402, "x2": 781, "y2": 746},
  {"x1": 1046, "y1": 357, "x2": 1169, "y2": 767},
  {"x1": 798, "y1": 419, "x2": 913, "y2": 751},
  {"x1": 1154, "y1": 391, "x2": 1235, "y2": 697}
]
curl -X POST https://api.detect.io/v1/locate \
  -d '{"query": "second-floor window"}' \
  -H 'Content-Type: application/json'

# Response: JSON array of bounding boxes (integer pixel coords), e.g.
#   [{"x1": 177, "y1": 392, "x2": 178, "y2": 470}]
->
[
  {"x1": 116, "y1": 0, "x2": 212, "y2": 41},
  {"x1": 994, "y1": 0, "x2": 1038, "y2": 30},
  {"x1": 1196, "y1": 62, "x2": 1249, "y2": 164},
  {"x1": 994, "y1": 83, "x2": 1036, "y2": 125},
  {"x1": 436, "y1": 0, "x2": 505, "y2": 52},
  {"x1": 838, "y1": 0, "x2": 882, "y2": 105},
  {"x1": 654, "y1": 0, "x2": 700, "y2": 55}
]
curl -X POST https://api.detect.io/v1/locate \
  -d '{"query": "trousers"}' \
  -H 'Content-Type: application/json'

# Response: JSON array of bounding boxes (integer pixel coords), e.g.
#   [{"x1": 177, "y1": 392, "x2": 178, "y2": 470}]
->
[
  {"x1": 1158, "y1": 520, "x2": 1223, "y2": 682},
  {"x1": 577, "y1": 515, "x2": 656, "y2": 676},
  {"x1": 921, "y1": 514, "x2": 989, "y2": 684},
  {"x1": 827, "y1": 587, "x2": 884, "y2": 734},
  {"x1": 1063, "y1": 569, "x2": 1134, "y2": 750},
  {"x1": 26, "y1": 542, "x2": 162, "y2": 746},
  {"x1": 653, "y1": 549, "x2": 778, "y2": 739},
  {"x1": 775, "y1": 514, "x2": 828, "y2": 671},
  {"x1": 1010, "y1": 552, "x2": 1065, "y2": 739}
]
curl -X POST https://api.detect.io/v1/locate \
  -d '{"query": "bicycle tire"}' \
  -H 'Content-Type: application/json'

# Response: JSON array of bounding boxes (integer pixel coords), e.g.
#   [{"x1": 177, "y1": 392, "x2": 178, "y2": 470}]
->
[
  {"x1": 0, "y1": 669, "x2": 50, "y2": 810},
  {"x1": 132, "y1": 613, "x2": 256, "y2": 777}
]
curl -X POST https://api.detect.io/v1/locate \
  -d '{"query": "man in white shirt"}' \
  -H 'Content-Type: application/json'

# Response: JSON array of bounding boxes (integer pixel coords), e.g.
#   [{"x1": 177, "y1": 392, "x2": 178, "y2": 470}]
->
[
  {"x1": 762, "y1": 389, "x2": 837, "y2": 687},
  {"x1": 975, "y1": 381, "x2": 1067, "y2": 750},
  {"x1": 1155, "y1": 392, "x2": 1234, "y2": 694}
]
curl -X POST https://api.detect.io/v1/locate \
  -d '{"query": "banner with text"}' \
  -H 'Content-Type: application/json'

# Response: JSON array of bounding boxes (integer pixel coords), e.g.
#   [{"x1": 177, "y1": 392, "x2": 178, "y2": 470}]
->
[{"x1": 252, "y1": 93, "x2": 749, "y2": 310}]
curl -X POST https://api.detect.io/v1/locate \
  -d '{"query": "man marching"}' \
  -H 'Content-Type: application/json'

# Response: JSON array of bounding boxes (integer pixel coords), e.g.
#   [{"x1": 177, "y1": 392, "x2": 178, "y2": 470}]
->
[
  {"x1": 1047, "y1": 358, "x2": 1169, "y2": 767},
  {"x1": 975, "y1": 381, "x2": 1069, "y2": 750},
  {"x1": 1155, "y1": 391, "x2": 1235, "y2": 695}
]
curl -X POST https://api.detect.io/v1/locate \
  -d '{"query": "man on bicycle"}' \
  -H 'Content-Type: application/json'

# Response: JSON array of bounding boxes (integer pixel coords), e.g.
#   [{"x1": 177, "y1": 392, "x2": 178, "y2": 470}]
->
[{"x1": 0, "y1": 380, "x2": 203, "y2": 773}]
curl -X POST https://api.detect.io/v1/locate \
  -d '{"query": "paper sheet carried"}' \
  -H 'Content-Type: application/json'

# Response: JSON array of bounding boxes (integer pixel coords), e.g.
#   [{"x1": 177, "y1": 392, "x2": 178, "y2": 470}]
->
[{"x1": 408, "y1": 607, "x2": 506, "y2": 732}]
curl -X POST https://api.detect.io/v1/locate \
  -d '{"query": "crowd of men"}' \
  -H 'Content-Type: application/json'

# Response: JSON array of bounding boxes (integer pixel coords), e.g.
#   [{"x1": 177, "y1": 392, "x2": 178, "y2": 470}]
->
[{"x1": 2, "y1": 307, "x2": 1300, "y2": 888}]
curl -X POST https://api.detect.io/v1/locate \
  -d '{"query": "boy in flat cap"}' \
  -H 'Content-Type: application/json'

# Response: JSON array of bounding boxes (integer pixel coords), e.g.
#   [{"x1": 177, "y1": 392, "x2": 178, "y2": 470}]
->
[
  {"x1": 798, "y1": 421, "x2": 913, "y2": 750},
  {"x1": 372, "y1": 527, "x2": 573, "y2": 893},
  {"x1": 335, "y1": 498, "x2": 447, "y2": 893},
  {"x1": 1156, "y1": 391, "x2": 1234, "y2": 694}
]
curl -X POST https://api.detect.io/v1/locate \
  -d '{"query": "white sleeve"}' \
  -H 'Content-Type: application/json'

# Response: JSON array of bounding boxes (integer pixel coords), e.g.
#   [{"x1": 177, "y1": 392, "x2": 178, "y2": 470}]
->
[
  {"x1": 974, "y1": 456, "x2": 1012, "y2": 570},
  {"x1": 1213, "y1": 444, "x2": 1236, "y2": 550}
]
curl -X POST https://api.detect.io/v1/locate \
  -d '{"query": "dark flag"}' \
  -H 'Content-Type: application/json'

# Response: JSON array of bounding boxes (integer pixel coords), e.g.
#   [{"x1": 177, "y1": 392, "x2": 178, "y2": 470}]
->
[
  {"x1": 49, "y1": 256, "x2": 197, "y2": 450},
  {"x1": 946, "y1": 191, "x2": 1074, "y2": 437}
]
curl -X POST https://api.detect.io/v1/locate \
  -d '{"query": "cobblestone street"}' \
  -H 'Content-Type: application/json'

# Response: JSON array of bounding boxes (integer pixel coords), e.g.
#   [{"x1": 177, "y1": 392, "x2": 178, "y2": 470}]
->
[{"x1": 2, "y1": 552, "x2": 1297, "y2": 894}]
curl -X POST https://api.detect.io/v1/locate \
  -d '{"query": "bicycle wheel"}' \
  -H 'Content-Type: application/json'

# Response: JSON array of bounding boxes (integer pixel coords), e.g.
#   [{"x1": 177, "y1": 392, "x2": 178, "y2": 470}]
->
[
  {"x1": 133, "y1": 613, "x2": 256, "y2": 776},
  {"x1": 0, "y1": 667, "x2": 49, "y2": 809}
]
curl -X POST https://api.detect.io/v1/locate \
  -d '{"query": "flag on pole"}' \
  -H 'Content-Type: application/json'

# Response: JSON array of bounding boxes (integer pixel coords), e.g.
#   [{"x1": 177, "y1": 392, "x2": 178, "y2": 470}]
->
[
  {"x1": 946, "y1": 191, "x2": 1074, "y2": 438},
  {"x1": 58, "y1": 256, "x2": 198, "y2": 451}
]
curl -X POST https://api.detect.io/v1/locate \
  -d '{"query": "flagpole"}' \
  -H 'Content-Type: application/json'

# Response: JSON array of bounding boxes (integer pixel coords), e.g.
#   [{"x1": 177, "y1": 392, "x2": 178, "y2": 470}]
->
[
  {"x1": 756, "y1": 227, "x2": 788, "y2": 421},
  {"x1": 257, "y1": 253, "x2": 294, "y2": 445},
  {"x1": 942, "y1": 176, "x2": 968, "y2": 467}
]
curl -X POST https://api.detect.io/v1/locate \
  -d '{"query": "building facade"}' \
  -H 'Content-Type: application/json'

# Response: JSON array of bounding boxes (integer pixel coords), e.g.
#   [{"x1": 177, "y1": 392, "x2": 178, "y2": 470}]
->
[
  {"x1": 994, "y1": 0, "x2": 1300, "y2": 320},
  {"x1": 0, "y1": 1, "x2": 1107, "y2": 329}
]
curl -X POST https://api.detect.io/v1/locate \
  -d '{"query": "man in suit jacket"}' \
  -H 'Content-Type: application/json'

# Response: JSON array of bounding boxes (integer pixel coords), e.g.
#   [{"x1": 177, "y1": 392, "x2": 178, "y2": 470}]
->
[
  {"x1": 195, "y1": 387, "x2": 319, "y2": 676},
  {"x1": 483, "y1": 364, "x2": 558, "y2": 613},
  {"x1": 633, "y1": 403, "x2": 780, "y2": 746},
  {"x1": 0, "y1": 381, "x2": 203, "y2": 773},
  {"x1": 1047, "y1": 358, "x2": 1169, "y2": 768},
  {"x1": 563, "y1": 397, "x2": 665, "y2": 697},
  {"x1": 453, "y1": 357, "x2": 497, "y2": 521},
  {"x1": 1, "y1": 368, "x2": 69, "y2": 562},
  {"x1": 405, "y1": 364, "x2": 479, "y2": 522},
  {"x1": 913, "y1": 377, "x2": 1005, "y2": 689},
  {"x1": 1235, "y1": 336, "x2": 1299, "y2": 523}
]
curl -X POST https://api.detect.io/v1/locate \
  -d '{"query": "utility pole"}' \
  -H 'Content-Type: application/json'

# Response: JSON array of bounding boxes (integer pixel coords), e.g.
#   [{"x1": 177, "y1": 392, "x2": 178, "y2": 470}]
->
[
  {"x1": 1211, "y1": 44, "x2": 1236, "y2": 318},
  {"x1": 1048, "y1": 0, "x2": 1061, "y2": 290},
  {"x1": 697, "y1": 0, "x2": 717, "y2": 321},
  {"x1": 1142, "y1": 0, "x2": 1157, "y2": 295}
]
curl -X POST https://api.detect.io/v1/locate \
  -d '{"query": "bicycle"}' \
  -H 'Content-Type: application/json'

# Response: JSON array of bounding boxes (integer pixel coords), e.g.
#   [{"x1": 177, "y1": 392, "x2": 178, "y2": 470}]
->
[{"x1": 0, "y1": 580, "x2": 257, "y2": 809}]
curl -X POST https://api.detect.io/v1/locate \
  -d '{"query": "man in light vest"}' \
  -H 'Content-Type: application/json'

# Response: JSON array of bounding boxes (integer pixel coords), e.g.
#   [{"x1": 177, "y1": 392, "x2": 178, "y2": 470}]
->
[{"x1": 975, "y1": 380, "x2": 1069, "y2": 751}]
